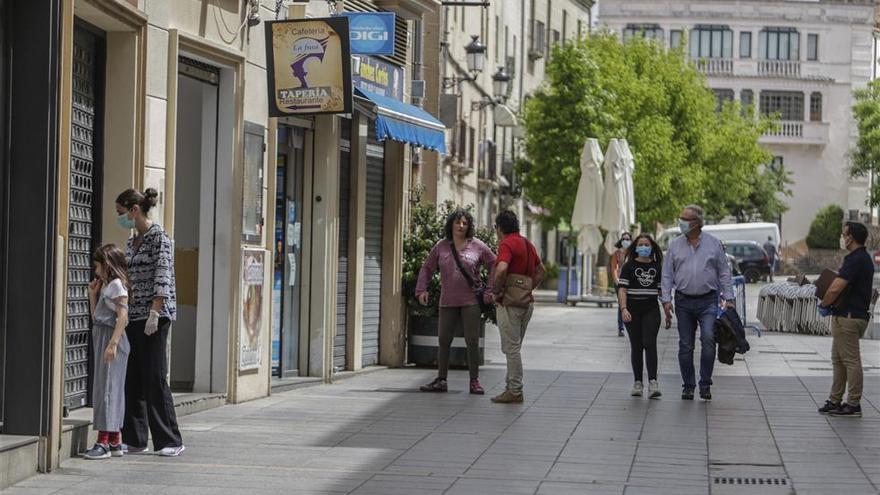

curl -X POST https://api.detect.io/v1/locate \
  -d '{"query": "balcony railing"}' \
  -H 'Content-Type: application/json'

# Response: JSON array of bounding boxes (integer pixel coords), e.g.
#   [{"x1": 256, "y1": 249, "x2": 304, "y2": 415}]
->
[
  {"x1": 758, "y1": 60, "x2": 801, "y2": 78},
  {"x1": 760, "y1": 120, "x2": 829, "y2": 146},
  {"x1": 692, "y1": 58, "x2": 733, "y2": 76}
]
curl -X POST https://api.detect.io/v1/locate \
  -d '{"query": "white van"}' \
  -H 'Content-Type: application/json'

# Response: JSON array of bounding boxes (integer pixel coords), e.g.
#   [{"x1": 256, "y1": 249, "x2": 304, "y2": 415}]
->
[{"x1": 657, "y1": 222, "x2": 781, "y2": 250}]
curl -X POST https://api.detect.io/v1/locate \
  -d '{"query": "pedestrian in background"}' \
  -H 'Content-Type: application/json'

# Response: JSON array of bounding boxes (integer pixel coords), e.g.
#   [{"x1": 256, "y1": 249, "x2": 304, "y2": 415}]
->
[
  {"x1": 416, "y1": 208, "x2": 495, "y2": 395},
  {"x1": 82, "y1": 245, "x2": 130, "y2": 460},
  {"x1": 491, "y1": 210, "x2": 544, "y2": 404},
  {"x1": 115, "y1": 188, "x2": 185, "y2": 457},
  {"x1": 817, "y1": 221, "x2": 873, "y2": 417},
  {"x1": 610, "y1": 232, "x2": 633, "y2": 337},
  {"x1": 617, "y1": 234, "x2": 667, "y2": 399},
  {"x1": 763, "y1": 236, "x2": 778, "y2": 282},
  {"x1": 661, "y1": 205, "x2": 735, "y2": 401}
]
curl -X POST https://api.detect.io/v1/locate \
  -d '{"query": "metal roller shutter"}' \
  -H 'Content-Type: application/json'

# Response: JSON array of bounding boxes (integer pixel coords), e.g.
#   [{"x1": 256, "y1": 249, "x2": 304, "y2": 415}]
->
[
  {"x1": 362, "y1": 143, "x2": 384, "y2": 367},
  {"x1": 65, "y1": 26, "x2": 102, "y2": 411},
  {"x1": 335, "y1": 136, "x2": 351, "y2": 371}
]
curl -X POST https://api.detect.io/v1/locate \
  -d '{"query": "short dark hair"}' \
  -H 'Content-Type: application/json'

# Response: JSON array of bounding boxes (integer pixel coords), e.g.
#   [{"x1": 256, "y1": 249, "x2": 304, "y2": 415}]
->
[
  {"x1": 494, "y1": 210, "x2": 519, "y2": 234},
  {"x1": 844, "y1": 221, "x2": 868, "y2": 245},
  {"x1": 443, "y1": 208, "x2": 475, "y2": 240}
]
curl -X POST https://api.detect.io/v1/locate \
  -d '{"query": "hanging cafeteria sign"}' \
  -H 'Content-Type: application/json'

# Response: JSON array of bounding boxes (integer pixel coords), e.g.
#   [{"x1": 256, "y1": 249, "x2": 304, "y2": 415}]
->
[
  {"x1": 265, "y1": 17, "x2": 352, "y2": 116},
  {"x1": 338, "y1": 12, "x2": 395, "y2": 56}
]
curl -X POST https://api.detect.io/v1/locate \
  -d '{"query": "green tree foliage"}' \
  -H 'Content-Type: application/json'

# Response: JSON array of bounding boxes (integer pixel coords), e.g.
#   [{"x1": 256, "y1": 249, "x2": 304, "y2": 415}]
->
[
  {"x1": 518, "y1": 33, "x2": 779, "y2": 227},
  {"x1": 806, "y1": 204, "x2": 844, "y2": 249},
  {"x1": 852, "y1": 79, "x2": 880, "y2": 208}
]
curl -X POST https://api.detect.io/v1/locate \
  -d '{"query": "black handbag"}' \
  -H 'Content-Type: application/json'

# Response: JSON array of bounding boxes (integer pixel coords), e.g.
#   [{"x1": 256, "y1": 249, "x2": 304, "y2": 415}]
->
[{"x1": 450, "y1": 241, "x2": 495, "y2": 320}]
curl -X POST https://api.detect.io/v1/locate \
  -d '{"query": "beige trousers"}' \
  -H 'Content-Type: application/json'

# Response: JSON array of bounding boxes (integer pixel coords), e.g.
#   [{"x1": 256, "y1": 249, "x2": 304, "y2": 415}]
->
[
  {"x1": 829, "y1": 316, "x2": 868, "y2": 406},
  {"x1": 496, "y1": 304, "x2": 534, "y2": 394}
]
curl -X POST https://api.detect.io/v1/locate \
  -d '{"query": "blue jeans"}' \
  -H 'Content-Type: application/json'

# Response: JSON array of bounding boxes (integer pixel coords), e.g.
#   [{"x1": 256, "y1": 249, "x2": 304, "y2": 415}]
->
[{"x1": 675, "y1": 293, "x2": 717, "y2": 391}]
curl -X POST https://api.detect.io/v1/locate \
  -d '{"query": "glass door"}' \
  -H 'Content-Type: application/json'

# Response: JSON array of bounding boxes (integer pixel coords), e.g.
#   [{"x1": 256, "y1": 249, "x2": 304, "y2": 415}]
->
[{"x1": 273, "y1": 125, "x2": 305, "y2": 378}]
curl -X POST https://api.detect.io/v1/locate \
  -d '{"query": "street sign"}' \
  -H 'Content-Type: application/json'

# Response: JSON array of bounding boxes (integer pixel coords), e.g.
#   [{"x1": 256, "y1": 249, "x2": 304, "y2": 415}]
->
[{"x1": 338, "y1": 12, "x2": 395, "y2": 56}]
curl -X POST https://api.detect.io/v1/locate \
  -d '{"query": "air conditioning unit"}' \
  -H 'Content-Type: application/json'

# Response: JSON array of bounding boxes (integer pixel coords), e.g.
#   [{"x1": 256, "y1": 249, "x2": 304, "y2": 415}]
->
[
  {"x1": 411, "y1": 80, "x2": 426, "y2": 99},
  {"x1": 439, "y1": 93, "x2": 459, "y2": 129}
]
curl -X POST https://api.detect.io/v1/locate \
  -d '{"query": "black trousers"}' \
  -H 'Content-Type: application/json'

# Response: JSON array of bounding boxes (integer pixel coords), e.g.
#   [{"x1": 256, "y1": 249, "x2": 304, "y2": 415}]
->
[
  {"x1": 625, "y1": 302, "x2": 661, "y2": 382},
  {"x1": 122, "y1": 317, "x2": 183, "y2": 451}
]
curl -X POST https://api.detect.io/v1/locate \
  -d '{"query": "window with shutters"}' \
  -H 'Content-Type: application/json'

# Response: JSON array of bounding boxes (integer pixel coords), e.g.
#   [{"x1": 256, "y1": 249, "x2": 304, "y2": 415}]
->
[
  {"x1": 457, "y1": 121, "x2": 467, "y2": 163},
  {"x1": 468, "y1": 127, "x2": 475, "y2": 168}
]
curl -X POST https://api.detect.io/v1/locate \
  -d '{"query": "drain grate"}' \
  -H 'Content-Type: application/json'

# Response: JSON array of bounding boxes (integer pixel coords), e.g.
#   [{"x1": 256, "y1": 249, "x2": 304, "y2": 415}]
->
[{"x1": 714, "y1": 477, "x2": 788, "y2": 486}]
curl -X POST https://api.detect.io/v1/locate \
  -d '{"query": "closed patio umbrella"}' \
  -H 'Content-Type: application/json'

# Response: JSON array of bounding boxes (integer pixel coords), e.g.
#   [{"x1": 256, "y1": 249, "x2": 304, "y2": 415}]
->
[
  {"x1": 571, "y1": 138, "x2": 605, "y2": 296},
  {"x1": 601, "y1": 139, "x2": 629, "y2": 254},
  {"x1": 618, "y1": 139, "x2": 637, "y2": 228}
]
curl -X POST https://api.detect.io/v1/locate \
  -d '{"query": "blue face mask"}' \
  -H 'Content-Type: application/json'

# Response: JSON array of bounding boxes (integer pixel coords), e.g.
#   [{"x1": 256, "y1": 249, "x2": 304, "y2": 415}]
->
[
  {"x1": 635, "y1": 246, "x2": 652, "y2": 258},
  {"x1": 117, "y1": 212, "x2": 136, "y2": 230},
  {"x1": 679, "y1": 219, "x2": 692, "y2": 235},
  {"x1": 621, "y1": 240, "x2": 631, "y2": 249}
]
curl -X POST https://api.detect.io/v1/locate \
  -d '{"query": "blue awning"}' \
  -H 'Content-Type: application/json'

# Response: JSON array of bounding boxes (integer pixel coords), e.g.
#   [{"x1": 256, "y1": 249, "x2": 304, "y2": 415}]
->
[{"x1": 354, "y1": 88, "x2": 447, "y2": 154}]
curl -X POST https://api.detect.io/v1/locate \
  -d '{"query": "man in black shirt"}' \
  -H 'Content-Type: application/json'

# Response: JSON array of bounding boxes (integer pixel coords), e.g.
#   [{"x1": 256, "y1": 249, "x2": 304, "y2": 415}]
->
[{"x1": 817, "y1": 222, "x2": 874, "y2": 417}]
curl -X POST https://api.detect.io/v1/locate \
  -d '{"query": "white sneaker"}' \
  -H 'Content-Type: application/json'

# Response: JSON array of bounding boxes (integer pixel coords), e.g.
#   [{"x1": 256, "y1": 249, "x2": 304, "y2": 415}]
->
[
  {"x1": 631, "y1": 381, "x2": 643, "y2": 397},
  {"x1": 158, "y1": 445, "x2": 185, "y2": 457},
  {"x1": 649, "y1": 380, "x2": 662, "y2": 399}
]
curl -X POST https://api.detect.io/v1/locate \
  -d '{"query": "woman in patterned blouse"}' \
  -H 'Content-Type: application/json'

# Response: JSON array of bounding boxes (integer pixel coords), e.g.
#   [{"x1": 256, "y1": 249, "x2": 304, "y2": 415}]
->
[{"x1": 115, "y1": 188, "x2": 185, "y2": 457}]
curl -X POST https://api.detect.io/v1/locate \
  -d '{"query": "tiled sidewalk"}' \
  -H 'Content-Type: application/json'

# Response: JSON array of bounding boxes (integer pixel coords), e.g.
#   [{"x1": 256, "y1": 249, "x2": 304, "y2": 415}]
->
[{"x1": 5, "y1": 304, "x2": 879, "y2": 495}]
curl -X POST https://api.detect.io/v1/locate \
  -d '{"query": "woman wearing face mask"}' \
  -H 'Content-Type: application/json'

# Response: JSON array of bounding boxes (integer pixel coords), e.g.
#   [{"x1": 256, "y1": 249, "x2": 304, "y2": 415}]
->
[
  {"x1": 610, "y1": 232, "x2": 632, "y2": 337},
  {"x1": 617, "y1": 234, "x2": 667, "y2": 399},
  {"x1": 115, "y1": 188, "x2": 185, "y2": 457}
]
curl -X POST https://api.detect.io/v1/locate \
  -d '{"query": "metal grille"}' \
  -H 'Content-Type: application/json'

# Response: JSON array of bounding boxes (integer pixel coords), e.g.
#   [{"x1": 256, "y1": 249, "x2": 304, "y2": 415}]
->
[
  {"x1": 65, "y1": 29, "x2": 100, "y2": 410},
  {"x1": 343, "y1": 0, "x2": 408, "y2": 68},
  {"x1": 714, "y1": 477, "x2": 788, "y2": 486}
]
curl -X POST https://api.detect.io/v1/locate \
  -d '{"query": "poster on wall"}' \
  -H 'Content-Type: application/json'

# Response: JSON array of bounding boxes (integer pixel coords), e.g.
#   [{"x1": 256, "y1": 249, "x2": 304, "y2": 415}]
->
[
  {"x1": 240, "y1": 249, "x2": 265, "y2": 372},
  {"x1": 265, "y1": 17, "x2": 352, "y2": 116}
]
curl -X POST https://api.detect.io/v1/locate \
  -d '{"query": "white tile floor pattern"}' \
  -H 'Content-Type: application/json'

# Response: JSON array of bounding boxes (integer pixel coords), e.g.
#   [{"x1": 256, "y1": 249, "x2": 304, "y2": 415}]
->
[{"x1": 5, "y1": 301, "x2": 880, "y2": 495}]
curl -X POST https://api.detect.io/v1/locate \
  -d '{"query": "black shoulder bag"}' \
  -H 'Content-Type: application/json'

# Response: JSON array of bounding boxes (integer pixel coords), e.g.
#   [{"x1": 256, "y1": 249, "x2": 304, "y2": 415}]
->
[{"x1": 450, "y1": 241, "x2": 495, "y2": 321}]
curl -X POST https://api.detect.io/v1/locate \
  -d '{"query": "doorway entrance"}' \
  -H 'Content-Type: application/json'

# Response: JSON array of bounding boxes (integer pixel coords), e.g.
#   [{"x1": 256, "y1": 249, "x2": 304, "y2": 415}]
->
[
  {"x1": 171, "y1": 55, "x2": 231, "y2": 393},
  {"x1": 272, "y1": 125, "x2": 305, "y2": 378}
]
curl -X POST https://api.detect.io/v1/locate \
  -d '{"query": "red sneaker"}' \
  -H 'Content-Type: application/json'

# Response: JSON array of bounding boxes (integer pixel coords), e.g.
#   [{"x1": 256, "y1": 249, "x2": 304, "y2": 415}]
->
[{"x1": 470, "y1": 379, "x2": 485, "y2": 395}]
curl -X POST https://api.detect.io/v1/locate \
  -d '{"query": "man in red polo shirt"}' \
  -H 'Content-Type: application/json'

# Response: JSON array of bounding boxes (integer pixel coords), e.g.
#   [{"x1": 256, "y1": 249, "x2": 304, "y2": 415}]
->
[{"x1": 491, "y1": 210, "x2": 544, "y2": 404}]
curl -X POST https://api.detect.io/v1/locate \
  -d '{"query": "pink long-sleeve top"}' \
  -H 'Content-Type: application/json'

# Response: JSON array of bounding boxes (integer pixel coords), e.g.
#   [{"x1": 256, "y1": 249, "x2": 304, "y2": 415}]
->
[{"x1": 415, "y1": 238, "x2": 496, "y2": 307}]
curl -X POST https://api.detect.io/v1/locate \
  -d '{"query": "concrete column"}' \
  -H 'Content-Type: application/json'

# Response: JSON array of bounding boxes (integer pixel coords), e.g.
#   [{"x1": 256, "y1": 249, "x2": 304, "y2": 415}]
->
[
  {"x1": 306, "y1": 115, "x2": 341, "y2": 380},
  {"x1": 379, "y1": 142, "x2": 409, "y2": 367},
  {"x1": 420, "y1": 6, "x2": 442, "y2": 203},
  {"x1": 346, "y1": 114, "x2": 368, "y2": 370}
]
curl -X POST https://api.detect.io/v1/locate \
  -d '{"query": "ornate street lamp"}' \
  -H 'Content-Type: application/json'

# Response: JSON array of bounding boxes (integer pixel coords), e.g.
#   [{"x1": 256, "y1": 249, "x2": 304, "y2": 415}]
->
[
  {"x1": 492, "y1": 66, "x2": 510, "y2": 102},
  {"x1": 465, "y1": 35, "x2": 486, "y2": 74}
]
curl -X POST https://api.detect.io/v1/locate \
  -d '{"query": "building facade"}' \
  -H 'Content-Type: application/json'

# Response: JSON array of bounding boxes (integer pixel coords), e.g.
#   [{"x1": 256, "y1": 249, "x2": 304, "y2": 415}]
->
[
  {"x1": 598, "y1": 0, "x2": 877, "y2": 244},
  {"x1": 0, "y1": 0, "x2": 445, "y2": 481},
  {"x1": 420, "y1": 0, "x2": 591, "y2": 259}
]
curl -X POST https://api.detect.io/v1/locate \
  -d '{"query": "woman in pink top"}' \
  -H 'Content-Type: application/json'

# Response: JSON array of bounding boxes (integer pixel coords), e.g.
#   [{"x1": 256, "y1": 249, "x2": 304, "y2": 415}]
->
[{"x1": 416, "y1": 209, "x2": 496, "y2": 394}]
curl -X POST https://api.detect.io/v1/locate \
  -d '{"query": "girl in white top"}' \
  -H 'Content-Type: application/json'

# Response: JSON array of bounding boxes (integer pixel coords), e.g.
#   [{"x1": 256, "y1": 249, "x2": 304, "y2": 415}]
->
[{"x1": 83, "y1": 244, "x2": 130, "y2": 460}]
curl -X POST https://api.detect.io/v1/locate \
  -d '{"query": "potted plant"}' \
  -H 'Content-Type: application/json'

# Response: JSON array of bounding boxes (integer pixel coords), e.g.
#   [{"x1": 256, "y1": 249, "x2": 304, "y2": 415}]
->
[{"x1": 403, "y1": 187, "x2": 496, "y2": 367}]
